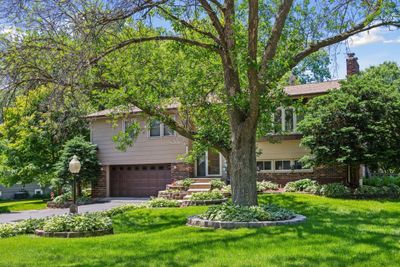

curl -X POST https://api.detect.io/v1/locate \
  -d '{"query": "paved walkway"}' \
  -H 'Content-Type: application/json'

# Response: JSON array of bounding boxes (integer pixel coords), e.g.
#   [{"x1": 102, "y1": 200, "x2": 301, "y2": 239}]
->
[{"x1": 0, "y1": 198, "x2": 149, "y2": 223}]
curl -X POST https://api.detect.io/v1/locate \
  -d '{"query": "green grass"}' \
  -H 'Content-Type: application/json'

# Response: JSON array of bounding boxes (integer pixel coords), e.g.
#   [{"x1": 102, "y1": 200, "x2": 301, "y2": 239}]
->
[
  {"x1": 0, "y1": 199, "x2": 48, "y2": 213},
  {"x1": 1, "y1": 193, "x2": 400, "y2": 266}
]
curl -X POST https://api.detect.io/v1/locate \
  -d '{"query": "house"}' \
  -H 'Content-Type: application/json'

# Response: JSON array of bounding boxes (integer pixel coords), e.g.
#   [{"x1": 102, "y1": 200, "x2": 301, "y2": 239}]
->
[
  {"x1": 88, "y1": 54, "x2": 360, "y2": 198},
  {"x1": 0, "y1": 183, "x2": 45, "y2": 199}
]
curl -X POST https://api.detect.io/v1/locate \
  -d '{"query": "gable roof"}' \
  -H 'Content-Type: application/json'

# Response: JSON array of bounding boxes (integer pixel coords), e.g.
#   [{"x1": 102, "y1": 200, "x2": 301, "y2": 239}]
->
[
  {"x1": 284, "y1": 80, "x2": 341, "y2": 97},
  {"x1": 87, "y1": 80, "x2": 342, "y2": 118}
]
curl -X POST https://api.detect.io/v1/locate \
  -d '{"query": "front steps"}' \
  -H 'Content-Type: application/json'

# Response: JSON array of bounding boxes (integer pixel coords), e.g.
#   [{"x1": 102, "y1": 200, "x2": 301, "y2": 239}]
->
[{"x1": 183, "y1": 178, "x2": 220, "y2": 199}]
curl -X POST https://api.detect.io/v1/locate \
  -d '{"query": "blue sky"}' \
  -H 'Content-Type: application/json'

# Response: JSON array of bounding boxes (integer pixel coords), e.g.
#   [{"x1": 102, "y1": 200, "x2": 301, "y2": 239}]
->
[{"x1": 333, "y1": 28, "x2": 400, "y2": 79}]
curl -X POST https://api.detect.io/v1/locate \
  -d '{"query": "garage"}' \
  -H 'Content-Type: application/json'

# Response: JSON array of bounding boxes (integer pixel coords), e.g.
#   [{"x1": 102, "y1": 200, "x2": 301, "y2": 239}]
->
[{"x1": 110, "y1": 164, "x2": 172, "y2": 197}]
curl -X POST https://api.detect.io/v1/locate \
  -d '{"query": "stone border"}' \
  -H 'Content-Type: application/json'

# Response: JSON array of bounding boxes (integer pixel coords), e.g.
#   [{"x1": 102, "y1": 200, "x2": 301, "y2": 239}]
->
[
  {"x1": 35, "y1": 229, "x2": 113, "y2": 238},
  {"x1": 181, "y1": 198, "x2": 228, "y2": 207},
  {"x1": 187, "y1": 214, "x2": 306, "y2": 229}
]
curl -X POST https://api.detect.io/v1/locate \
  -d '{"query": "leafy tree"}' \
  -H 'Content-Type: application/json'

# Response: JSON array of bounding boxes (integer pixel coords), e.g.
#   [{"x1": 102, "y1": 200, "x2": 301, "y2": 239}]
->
[
  {"x1": 53, "y1": 136, "x2": 101, "y2": 196},
  {"x1": 292, "y1": 50, "x2": 332, "y2": 84},
  {"x1": 299, "y1": 62, "x2": 400, "y2": 173},
  {"x1": 0, "y1": 0, "x2": 399, "y2": 206},
  {"x1": 0, "y1": 87, "x2": 89, "y2": 187}
]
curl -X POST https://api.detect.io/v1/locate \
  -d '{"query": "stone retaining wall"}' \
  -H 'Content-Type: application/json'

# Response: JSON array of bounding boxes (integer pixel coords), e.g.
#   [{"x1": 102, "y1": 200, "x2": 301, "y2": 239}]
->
[
  {"x1": 187, "y1": 215, "x2": 307, "y2": 229},
  {"x1": 35, "y1": 229, "x2": 113, "y2": 238}
]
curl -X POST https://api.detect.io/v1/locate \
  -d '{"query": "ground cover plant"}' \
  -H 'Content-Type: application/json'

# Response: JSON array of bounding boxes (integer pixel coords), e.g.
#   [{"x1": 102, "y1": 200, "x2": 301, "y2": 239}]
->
[
  {"x1": 200, "y1": 202, "x2": 294, "y2": 222},
  {"x1": 257, "y1": 181, "x2": 279, "y2": 192},
  {"x1": 148, "y1": 198, "x2": 180, "y2": 208},
  {"x1": 0, "y1": 199, "x2": 47, "y2": 214},
  {"x1": 190, "y1": 191, "x2": 224, "y2": 201},
  {"x1": 1, "y1": 194, "x2": 400, "y2": 266}
]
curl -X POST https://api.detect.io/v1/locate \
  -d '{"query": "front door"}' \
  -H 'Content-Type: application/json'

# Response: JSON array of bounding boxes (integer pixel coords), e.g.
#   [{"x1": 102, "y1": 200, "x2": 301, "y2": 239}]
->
[{"x1": 196, "y1": 149, "x2": 222, "y2": 177}]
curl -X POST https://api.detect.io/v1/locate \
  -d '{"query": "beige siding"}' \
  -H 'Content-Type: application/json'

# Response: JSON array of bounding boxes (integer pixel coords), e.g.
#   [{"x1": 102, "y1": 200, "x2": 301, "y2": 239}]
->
[
  {"x1": 90, "y1": 118, "x2": 188, "y2": 165},
  {"x1": 256, "y1": 139, "x2": 309, "y2": 160}
]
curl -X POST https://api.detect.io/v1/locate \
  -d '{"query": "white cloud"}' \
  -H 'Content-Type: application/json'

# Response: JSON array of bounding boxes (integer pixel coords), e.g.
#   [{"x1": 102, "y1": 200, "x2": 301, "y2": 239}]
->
[
  {"x1": 349, "y1": 28, "x2": 400, "y2": 47},
  {"x1": 383, "y1": 38, "x2": 400, "y2": 44},
  {"x1": 349, "y1": 28, "x2": 384, "y2": 47}
]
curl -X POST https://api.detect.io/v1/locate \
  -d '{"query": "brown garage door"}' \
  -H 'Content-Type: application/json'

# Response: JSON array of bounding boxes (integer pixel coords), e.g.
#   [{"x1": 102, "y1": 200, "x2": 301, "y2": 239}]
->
[{"x1": 110, "y1": 164, "x2": 172, "y2": 197}]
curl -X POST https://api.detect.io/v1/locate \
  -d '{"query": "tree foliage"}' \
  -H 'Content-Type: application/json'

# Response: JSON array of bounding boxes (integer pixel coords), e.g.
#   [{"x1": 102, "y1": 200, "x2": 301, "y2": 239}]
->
[
  {"x1": 299, "y1": 62, "x2": 400, "y2": 172},
  {"x1": 53, "y1": 136, "x2": 101, "y2": 191},
  {"x1": 0, "y1": 87, "x2": 90, "y2": 186},
  {"x1": 0, "y1": 0, "x2": 399, "y2": 205}
]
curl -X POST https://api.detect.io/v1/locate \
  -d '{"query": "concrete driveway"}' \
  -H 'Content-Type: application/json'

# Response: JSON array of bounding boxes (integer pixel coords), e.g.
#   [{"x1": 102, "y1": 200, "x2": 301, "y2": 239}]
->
[{"x1": 0, "y1": 198, "x2": 149, "y2": 224}]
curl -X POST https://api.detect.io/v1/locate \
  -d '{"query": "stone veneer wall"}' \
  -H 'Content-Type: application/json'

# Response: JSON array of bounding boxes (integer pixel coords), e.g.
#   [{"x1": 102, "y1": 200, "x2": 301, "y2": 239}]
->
[
  {"x1": 171, "y1": 162, "x2": 194, "y2": 181},
  {"x1": 92, "y1": 166, "x2": 107, "y2": 198},
  {"x1": 257, "y1": 165, "x2": 347, "y2": 186}
]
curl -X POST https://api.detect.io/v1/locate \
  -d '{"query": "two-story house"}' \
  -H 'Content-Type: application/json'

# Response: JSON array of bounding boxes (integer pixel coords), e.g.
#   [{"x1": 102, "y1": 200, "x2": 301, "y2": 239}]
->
[{"x1": 88, "y1": 54, "x2": 360, "y2": 198}]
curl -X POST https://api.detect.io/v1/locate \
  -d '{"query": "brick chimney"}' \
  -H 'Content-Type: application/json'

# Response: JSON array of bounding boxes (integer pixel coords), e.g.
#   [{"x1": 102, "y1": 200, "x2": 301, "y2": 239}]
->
[{"x1": 346, "y1": 53, "x2": 360, "y2": 76}]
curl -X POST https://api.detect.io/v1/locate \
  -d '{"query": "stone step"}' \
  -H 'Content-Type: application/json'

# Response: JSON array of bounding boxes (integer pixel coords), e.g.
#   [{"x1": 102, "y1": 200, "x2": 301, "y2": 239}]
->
[
  {"x1": 192, "y1": 178, "x2": 220, "y2": 183},
  {"x1": 186, "y1": 188, "x2": 210, "y2": 195},
  {"x1": 189, "y1": 183, "x2": 211, "y2": 189}
]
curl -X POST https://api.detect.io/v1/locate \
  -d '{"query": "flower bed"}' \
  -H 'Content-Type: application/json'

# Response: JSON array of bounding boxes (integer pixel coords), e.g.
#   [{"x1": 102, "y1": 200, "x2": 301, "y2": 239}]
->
[
  {"x1": 187, "y1": 214, "x2": 306, "y2": 229},
  {"x1": 181, "y1": 198, "x2": 228, "y2": 207},
  {"x1": 187, "y1": 203, "x2": 304, "y2": 229},
  {"x1": 0, "y1": 204, "x2": 143, "y2": 239},
  {"x1": 35, "y1": 228, "x2": 113, "y2": 238}
]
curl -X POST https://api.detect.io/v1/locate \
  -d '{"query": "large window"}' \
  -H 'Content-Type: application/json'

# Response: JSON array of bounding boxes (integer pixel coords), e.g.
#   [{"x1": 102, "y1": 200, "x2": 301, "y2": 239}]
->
[
  {"x1": 257, "y1": 159, "x2": 312, "y2": 172},
  {"x1": 196, "y1": 149, "x2": 222, "y2": 176},
  {"x1": 273, "y1": 107, "x2": 302, "y2": 133},
  {"x1": 149, "y1": 119, "x2": 175, "y2": 137}
]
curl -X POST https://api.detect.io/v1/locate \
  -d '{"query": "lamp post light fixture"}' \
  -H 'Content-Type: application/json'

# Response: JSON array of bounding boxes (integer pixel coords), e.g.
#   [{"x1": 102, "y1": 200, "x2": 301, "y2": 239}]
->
[{"x1": 69, "y1": 155, "x2": 81, "y2": 214}]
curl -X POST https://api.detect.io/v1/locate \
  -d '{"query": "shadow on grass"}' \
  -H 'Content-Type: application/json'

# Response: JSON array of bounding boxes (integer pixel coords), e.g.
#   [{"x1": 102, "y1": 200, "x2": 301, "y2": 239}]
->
[{"x1": 0, "y1": 207, "x2": 10, "y2": 213}]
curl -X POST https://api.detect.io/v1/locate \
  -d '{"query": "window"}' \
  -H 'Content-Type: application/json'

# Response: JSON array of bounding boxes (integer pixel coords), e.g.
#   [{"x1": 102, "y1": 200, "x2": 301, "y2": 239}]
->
[
  {"x1": 285, "y1": 109, "x2": 294, "y2": 132},
  {"x1": 124, "y1": 120, "x2": 138, "y2": 139},
  {"x1": 273, "y1": 107, "x2": 302, "y2": 133},
  {"x1": 257, "y1": 161, "x2": 272, "y2": 171},
  {"x1": 149, "y1": 119, "x2": 175, "y2": 137},
  {"x1": 275, "y1": 160, "x2": 291, "y2": 170},
  {"x1": 150, "y1": 120, "x2": 161, "y2": 137},
  {"x1": 257, "y1": 159, "x2": 311, "y2": 172},
  {"x1": 163, "y1": 124, "x2": 174, "y2": 136}
]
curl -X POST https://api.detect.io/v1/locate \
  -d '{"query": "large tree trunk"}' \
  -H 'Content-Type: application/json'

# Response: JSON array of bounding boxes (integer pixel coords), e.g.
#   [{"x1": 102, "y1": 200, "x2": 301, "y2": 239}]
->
[{"x1": 229, "y1": 116, "x2": 258, "y2": 206}]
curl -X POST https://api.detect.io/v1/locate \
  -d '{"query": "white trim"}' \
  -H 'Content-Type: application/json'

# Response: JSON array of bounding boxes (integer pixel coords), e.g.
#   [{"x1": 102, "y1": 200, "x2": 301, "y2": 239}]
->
[
  {"x1": 196, "y1": 150, "x2": 223, "y2": 177},
  {"x1": 257, "y1": 159, "x2": 313, "y2": 173}
]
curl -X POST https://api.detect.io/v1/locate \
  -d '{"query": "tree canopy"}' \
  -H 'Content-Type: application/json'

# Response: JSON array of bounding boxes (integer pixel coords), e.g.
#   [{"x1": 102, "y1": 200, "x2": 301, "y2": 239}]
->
[
  {"x1": 299, "y1": 62, "x2": 400, "y2": 172},
  {"x1": 0, "y1": 0, "x2": 399, "y2": 205},
  {"x1": 0, "y1": 87, "x2": 90, "y2": 186}
]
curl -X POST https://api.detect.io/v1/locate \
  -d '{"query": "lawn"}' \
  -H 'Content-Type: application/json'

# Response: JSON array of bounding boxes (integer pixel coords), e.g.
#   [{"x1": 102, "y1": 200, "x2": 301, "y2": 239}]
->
[
  {"x1": 0, "y1": 199, "x2": 48, "y2": 213},
  {"x1": 1, "y1": 193, "x2": 399, "y2": 267}
]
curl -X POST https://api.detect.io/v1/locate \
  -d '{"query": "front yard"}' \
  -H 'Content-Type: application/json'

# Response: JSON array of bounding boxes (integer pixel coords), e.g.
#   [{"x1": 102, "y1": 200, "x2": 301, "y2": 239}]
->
[
  {"x1": 1, "y1": 193, "x2": 399, "y2": 266},
  {"x1": 0, "y1": 199, "x2": 47, "y2": 213}
]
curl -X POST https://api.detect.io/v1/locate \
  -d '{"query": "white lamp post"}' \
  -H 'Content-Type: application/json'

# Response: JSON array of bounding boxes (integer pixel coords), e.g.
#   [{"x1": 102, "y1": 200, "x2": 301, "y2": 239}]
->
[{"x1": 69, "y1": 155, "x2": 81, "y2": 214}]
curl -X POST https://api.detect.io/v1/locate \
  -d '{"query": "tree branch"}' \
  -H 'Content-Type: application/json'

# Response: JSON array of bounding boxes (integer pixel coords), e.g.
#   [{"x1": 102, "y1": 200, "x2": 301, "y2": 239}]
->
[
  {"x1": 198, "y1": 0, "x2": 225, "y2": 40},
  {"x1": 157, "y1": 6, "x2": 221, "y2": 44},
  {"x1": 260, "y1": 0, "x2": 293, "y2": 76},
  {"x1": 291, "y1": 21, "x2": 400, "y2": 68},
  {"x1": 89, "y1": 35, "x2": 219, "y2": 66}
]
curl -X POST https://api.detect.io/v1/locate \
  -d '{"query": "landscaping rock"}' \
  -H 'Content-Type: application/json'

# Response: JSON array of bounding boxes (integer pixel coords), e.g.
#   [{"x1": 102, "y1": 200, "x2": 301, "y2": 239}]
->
[
  {"x1": 34, "y1": 229, "x2": 113, "y2": 238},
  {"x1": 187, "y1": 214, "x2": 307, "y2": 229}
]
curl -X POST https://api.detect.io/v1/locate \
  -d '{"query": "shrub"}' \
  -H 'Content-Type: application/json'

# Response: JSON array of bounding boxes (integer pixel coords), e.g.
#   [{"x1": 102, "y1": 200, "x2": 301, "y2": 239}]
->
[
  {"x1": 52, "y1": 192, "x2": 72, "y2": 204},
  {"x1": 303, "y1": 184, "x2": 321, "y2": 195},
  {"x1": 354, "y1": 184, "x2": 400, "y2": 198},
  {"x1": 100, "y1": 204, "x2": 144, "y2": 217},
  {"x1": 42, "y1": 213, "x2": 112, "y2": 233},
  {"x1": 176, "y1": 178, "x2": 194, "y2": 190},
  {"x1": 0, "y1": 218, "x2": 46, "y2": 238},
  {"x1": 364, "y1": 176, "x2": 400, "y2": 187},
  {"x1": 148, "y1": 197, "x2": 180, "y2": 208},
  {"x1": 284, "y1": 179, "x2": 317, "y2": 192},
  {"x1": 190, "y1": 191, "x2": 224, "y2": 201},
  {"x1": 201, "y1": 203, "x2": 295, "y2": 222},
  {"x1": 210, "y1": 179, "x2": 225, "y2": 190},
  {"x1": 257, "y1": 181, "x2": 279, "y2": 192},
  {"x1": 319, "y1": 183, "x2": 350, "y2": 197}
]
